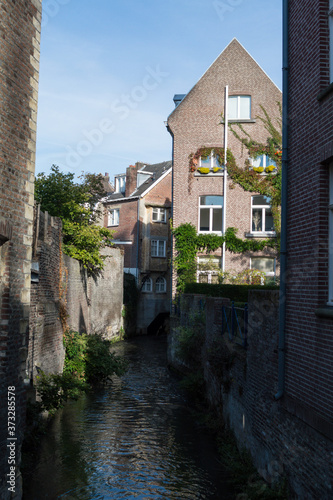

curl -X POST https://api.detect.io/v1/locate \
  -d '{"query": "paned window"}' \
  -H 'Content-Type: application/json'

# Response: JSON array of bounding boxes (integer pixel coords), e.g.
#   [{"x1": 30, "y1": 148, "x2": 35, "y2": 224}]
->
[
  {"x1": 228, "y1": 95, "x2": 251, "y2": 120},
  {"x1": 199, "y1": 196, "x2": 223, "y2": 234},
  {"x1": 108, "y1": 208, "x2": 119, "y2": 226},
  {"x1": 141, "y1": 276, "x2": 152, "y2": 292},
  {"x1": 250, "y1": 154, "x2": 277, "y2": 173},
  {"x1": 251, "y1": 257, "x2": 276, "y2": 276},
  {"x1": 197, "y1": 150, "x2": 223, "y2": 174},
  {"x1": 115, "y1": 175, "x2": 126, "y2": 193},
  {"x1": 156, "y1": 276, "x2": 167, "y2": 293},
  {"x1": 151, "y1": 239, "x2": 166, "y2": 257},
  {"x1": 197, "y1": 256, "x2": 221, "y2": 284},
  {"x1": 152, "y1": 207, "x2": 166, "y2": 223},
  {"x1": 251, "y1": 196, "x2": 274, "y2": 233}
]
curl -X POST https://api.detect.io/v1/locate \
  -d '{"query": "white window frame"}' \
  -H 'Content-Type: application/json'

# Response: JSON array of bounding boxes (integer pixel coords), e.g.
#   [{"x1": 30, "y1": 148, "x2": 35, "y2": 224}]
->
[
  {"x1": 197, "y1": 256, "x2": 221, "y2": 284},
  {"x1": 152, "y1": 207, "x2": 166, "y2": 223},
  {"x1": 108, "y1": 208, "x2": 119, "y2": 227},
  {"x1": 250, "y1": 257, "x2": 276, "y2": 277},
  {"x1": 251, "y1": 196, "x2": 275, "y2": 234},
  {"x1": 155, "y1": 276, "x2": 167, "y2": 293},
  {"x1": 329, "y1": 1, "x2": 333, "y2": 83},
  {"x1": 198, "y1": 196, "x2": 223, "y2": 235},
  {"x1": 115, "y1": 175, "x2": 126, "y2": 193},
  {"x1": 141, "y1": 276, "x2": 152, "y2": 293},
  {"x1": 328, "y1": 164, "x2": 333, "y2": 304},
  {"x1": 197, "y1": 150, "x2": 223, "y2": 173},
  {"x1": 228, "y1": 95, "x2": 251, "y2": 120},
  {"x1": 250, "y1": 154, "x2": 277, "y2": 171},
  {"x1": 151, "y1": 239, "x2": 166, "y2": 258}
]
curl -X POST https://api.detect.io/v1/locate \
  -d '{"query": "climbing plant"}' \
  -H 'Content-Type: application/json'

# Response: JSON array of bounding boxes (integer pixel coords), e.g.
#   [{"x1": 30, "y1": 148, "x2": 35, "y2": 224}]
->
[{"x1": 172, "y1": 223, "x2": 275, "y2": 292}]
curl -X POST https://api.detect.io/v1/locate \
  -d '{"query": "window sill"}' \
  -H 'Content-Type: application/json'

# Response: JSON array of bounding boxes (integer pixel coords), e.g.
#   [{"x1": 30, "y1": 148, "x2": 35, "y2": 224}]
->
[
  {"x1": 194, "y1": 172, "x2": 224, "y2": 177},
  {"x1": 315, "y1": 305, "x2": 333, "y2": 319},
  {"x1": 221, "y1": 119, "x2": 256, "y2": 124},
  {"x1": 245, "y1": 232, "x2": 276, "y2": 238}
]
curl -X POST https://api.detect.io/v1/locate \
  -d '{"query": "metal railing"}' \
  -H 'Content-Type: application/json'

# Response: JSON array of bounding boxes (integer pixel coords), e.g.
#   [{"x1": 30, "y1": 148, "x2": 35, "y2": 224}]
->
[{"x1": 222, "y1": 301, "x2": 248, "y2": 348}]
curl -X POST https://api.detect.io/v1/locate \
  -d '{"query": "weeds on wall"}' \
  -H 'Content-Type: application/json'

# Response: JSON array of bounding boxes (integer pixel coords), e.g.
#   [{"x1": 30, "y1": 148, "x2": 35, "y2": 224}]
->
[{"x1": 34, "y1": 330, "x2": 127, "y2": 415}]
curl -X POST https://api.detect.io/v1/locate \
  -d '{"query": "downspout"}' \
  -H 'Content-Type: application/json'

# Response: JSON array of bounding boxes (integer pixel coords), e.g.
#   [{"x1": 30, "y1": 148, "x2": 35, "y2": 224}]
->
[
  {"x1": 275, "y1": 0, "x2": 289, "y2": 400},
  {"x1": 222, "y1": 85, "x2": 228, "y2": 272},
  {"x1": 136, "y1": 198, "x2": 140, "y2": 284},
  {"x1": 167, "y1": 125, "x2": 175, "y2": 311}
]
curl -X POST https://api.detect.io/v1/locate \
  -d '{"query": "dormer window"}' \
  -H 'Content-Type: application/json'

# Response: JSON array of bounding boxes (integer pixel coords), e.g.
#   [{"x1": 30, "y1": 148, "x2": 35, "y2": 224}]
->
[{"x1": 115, "y1": 175, "x2": 126, "y2": 193}]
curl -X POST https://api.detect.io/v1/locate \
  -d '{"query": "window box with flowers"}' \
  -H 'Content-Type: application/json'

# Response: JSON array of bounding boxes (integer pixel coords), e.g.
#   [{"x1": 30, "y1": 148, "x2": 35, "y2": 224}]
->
[
  {"x1": 250, "y1": 154, "x2": 278, "y2": 175},
  {"x1": 190, "y1": 147, "x2": 225, "y2": 176}
]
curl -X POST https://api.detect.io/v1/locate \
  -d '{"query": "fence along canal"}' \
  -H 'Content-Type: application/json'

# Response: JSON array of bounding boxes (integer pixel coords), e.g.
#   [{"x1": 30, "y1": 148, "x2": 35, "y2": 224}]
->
[{"x1": 23, "y1": 335, "x2": 235, "y2": 499}]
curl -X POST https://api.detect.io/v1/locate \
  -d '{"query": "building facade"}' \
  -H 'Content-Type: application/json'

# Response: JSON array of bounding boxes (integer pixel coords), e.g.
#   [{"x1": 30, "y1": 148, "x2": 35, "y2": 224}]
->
[
  {"x1": 167, "y1": 39, "x2": 282, "y2": 292},
  {"x1": 103, "y1": 161, "x2": 172, "y2": 334}
]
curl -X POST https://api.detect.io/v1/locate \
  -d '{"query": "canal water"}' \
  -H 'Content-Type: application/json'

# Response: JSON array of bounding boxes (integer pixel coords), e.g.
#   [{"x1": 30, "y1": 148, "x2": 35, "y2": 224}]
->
[{"x1": 23, "y1": 335, "x2": 234, "y2": 500}]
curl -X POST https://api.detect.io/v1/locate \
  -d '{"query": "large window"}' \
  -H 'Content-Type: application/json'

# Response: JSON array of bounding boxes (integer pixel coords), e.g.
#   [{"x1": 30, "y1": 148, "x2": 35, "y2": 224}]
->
[
  {"x1": 151, "y1": 239, "x2": 166, "y2": 257},
  {"x1": 251, "y1": 196, "x2": 274, "y2": 234},
  {"x1": 156, "y1": 276, "x2": 167, "y2": 293},
  {"x1": 228, "y1": 95, "x2": 251, "y2": 120},
  {"x1": 199, "y1": 196, "x2": 223, "y2": 234},
  {"x1": 108, "y1": 208, "x2": 119, "y2": 226},
  {"x1": 152, "y1": 207, "x2": 166, "y2": 223}
]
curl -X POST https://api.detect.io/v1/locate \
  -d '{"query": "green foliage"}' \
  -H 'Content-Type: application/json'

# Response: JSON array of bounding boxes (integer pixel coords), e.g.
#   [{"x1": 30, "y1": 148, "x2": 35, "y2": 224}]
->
[
  {"x1": 85, "y1": 335, "x2": 128, "y2": 384},
  {"x1": 172, "y1": 223, "x2": 275, "y2": 292},
  {"x1": 184, "y1": 283, "x2": 279, "y2": 302},
  {"x1": 35, "y1": 165, "x2": 113, "y2": 274},
  {"x1": 63, "y1": 330, "x2": 87, "y2": 378},
  {"x1": 35, "y1": 372, "x2": 87, "y2": 415}
]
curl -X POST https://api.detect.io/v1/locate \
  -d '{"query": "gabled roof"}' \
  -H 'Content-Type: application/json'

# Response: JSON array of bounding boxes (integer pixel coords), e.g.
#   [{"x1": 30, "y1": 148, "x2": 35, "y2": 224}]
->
[
  {"x1": 103, "y1": 161, "x2": 172, "y2": 203},
  {"x1": 167, "y1": 38, "x2": 281, "y2": 121}
]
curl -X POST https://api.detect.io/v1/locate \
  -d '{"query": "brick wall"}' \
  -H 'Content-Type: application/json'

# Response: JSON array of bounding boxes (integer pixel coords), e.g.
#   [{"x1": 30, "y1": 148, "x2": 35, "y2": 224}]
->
[
  {"x1": 0, "y1": 1, "x2": 42, "y2": 498},
  {"x1": 168, "y1": 39, "x2": 282, "y2": 295},
  {"x1": 169, "y1": 292, "x2": 333, "y2": 498},
  {"x1": 286, "y1": 0, "x2": 333, "y2": 435}
]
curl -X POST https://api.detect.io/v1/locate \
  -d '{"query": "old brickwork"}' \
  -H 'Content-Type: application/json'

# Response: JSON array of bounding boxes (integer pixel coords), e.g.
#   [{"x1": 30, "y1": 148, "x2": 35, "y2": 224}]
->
[
  {"x1": 168, "y1": 39, "x2": 281, "y2": 293},
  {"x1": 0, "y1": 1, "x2": 42, "y2": 498},
  {"x1": 170, "y1": 292, "x2": 333, "y2": 498},
  {"x1": 285, "y1": 0, "x2": 333, "y2": 440}
]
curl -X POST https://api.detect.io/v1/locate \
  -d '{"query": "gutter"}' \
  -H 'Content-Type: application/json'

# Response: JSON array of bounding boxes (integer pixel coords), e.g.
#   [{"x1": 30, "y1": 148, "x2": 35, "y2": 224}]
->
[{"x1": 275, "y1": 0, "x2": 289, "y2": 400}]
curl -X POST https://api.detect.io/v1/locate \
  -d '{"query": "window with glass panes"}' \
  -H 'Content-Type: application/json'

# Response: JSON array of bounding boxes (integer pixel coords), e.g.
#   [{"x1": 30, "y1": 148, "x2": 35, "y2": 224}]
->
[
  {"x1": 108, "y1": 208, "x2": 119, "y2": 226},
  {"x1": 152, "y1": 207, "x2": 166, "y2": 223},
  {"x1": 151, "y1": 239, "x2": 166, "y2": 257},
  {"x1": 156, "y1": 276, "x2": 166, "y2": 293},
  {"x1": 141, "y1": 276, "x2": 152, "y2": 292},
  {"x1": 228, "y1": 95, "x2": 251, "y2": 120},
  {"x1": 199, "y1": 195, "x2": 223, "y2": 234},
  {"x1": 251, "y1": 196, "x2": 274, "y2": 233}
]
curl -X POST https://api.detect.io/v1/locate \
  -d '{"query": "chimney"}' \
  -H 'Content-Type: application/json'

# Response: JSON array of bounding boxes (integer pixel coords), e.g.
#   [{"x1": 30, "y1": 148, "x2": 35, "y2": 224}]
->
[{"x1": 125, "y1": 164, "x2": 139, "y2": 197}]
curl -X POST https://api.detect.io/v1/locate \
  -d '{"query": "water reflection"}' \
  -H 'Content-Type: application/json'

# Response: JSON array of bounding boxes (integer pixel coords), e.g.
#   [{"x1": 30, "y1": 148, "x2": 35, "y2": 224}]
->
[{"x1": 24, "y1": 336, "x2": 233, "y2": 499}]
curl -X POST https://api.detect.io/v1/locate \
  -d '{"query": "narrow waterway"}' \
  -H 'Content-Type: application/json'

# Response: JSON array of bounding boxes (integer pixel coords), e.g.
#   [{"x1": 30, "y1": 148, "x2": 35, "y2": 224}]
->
[{"x1": 23, "y1": 335, "x2": 234, "y2": 500}]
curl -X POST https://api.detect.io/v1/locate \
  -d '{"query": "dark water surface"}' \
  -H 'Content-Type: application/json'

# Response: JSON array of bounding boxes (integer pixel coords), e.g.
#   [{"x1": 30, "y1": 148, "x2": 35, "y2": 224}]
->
[{"x1": 23, "y1": 336, "x2": 234, "y2": 499}]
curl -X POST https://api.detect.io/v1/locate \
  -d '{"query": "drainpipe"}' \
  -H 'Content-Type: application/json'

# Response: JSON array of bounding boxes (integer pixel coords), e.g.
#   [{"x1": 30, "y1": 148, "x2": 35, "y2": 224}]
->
[
  {"x1": 222, "y1": 85, "x2": 228, "y2": 272},
  {"x1": 167, "y1": 125, "x2": 174, "y2": 311},
  {"x1": 275, "y1": 0, "x2": 289, "y2": 400}
]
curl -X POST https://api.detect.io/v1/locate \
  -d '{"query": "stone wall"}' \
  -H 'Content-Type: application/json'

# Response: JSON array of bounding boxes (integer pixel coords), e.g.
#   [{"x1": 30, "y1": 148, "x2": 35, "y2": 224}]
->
[
  {"x1": 169, "y1": 292, "x2": 333, "y2": 499},
  {"x1": 0, "y1": 1, "x2": 42, "y2": 498}
]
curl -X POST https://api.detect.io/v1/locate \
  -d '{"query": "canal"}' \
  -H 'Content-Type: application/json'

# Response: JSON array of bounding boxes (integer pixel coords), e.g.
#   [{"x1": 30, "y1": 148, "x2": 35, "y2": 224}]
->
[{"x1": 23, "y1": 335, "x2": 235, "y2": 499}]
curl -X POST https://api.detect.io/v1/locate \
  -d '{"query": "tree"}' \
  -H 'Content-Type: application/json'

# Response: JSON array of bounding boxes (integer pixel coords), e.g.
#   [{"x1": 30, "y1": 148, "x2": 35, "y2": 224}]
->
[{"x1": 35, "y1": 165, "x2": 113, "y2": 273}]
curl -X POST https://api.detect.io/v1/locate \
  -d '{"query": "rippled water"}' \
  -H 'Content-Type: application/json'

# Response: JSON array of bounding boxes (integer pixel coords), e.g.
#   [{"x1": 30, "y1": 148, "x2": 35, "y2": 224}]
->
[{"x1": 23, "y1": 336, "x2": 233, "y2": 499}]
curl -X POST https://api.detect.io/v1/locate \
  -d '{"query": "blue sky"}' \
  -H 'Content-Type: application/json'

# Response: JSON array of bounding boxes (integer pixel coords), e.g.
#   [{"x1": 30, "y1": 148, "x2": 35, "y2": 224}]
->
[{"x1": 36, "y1": 0, "x2": 282, "y2": 182}]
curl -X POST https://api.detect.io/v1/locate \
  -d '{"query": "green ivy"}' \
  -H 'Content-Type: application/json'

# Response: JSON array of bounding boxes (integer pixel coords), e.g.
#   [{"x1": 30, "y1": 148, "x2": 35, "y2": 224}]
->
[{"x1": 172, "y1": 223, "x2": 275, "y2": 292}]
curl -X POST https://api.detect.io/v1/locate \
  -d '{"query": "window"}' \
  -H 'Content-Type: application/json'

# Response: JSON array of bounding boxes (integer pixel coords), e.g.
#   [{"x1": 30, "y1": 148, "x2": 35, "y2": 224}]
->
[
  {"x1": 329, "y1": 164, "x2": 333, "y2": 303},
  {"x1": 152, "y1": 207, "x2": 166, "y2": 223},
  {"x1": 115, "y1": 175, "x2": 126, "y2": 193},
  {"x1": 250, "y1": 154, "x2": 277, "y2": 173},
  {"x1": 108, "y1": 208, "x2": 119, "y2": 226},
  {"x1": 199, "y1": 196, "x2": 223, "y2": 234},
  {"x1": 197, "y1": 150, "x2": 223, "y2": 174},
  {"x1": 156, "y1": 276, "x2": 167, "y2": 293},
  {"x1": 197, "y1": 256, "x2": 221, "y2": 284},
  {"x1": 151, "y1": 239, "x2": 166, "y2": 257},
  {"x1": 141, "y1": 276, "x2": 152, "y2": 292},
  {"x1": 328, "y1": 0, "x2": 333, "y2": 82},
  {"x1": 251, "y1": 196, "x2": 274, "y2": 233},
  {"x1": 228, "y1": 95, "x2": 251, "y2": 120},
  {"x1": 251, "y1": 257, "x2": 276, "y2": 276}
]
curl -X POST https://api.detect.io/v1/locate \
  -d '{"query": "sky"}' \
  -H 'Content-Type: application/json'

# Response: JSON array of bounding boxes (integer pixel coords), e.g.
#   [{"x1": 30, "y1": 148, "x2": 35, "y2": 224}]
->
[{"x1": 36, "y1": 0, "x2": 282, "y2": 183}]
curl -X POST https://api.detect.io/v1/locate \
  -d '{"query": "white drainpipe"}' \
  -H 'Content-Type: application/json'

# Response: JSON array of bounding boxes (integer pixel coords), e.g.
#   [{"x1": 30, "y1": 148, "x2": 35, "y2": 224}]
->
[{"x1": 222, "y1": 85, "x2": 228, "y2": 272}]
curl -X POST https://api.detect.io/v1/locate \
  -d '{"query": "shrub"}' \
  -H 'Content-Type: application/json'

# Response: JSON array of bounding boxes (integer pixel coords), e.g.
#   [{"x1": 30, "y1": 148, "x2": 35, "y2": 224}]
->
[
  {"x1": 85, "y1": 334, "x2": 128, "y2": 384},
  {"x1": 35, "y1": 372, "x2": 87, "y2": 415}
]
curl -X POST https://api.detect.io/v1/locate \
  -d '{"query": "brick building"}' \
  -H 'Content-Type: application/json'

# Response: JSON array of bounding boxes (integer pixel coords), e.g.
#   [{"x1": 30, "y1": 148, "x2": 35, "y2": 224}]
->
[
  {"x1": 0, "y1": 1, "x2": 42, "y2": 498},
  {"x1": 167, "y1": 39, "x2": 282, "y2": 291},
  {"x1": 102, "y1": 161, "x2": 172, "y2": 333},
  {"x1": 282, "y1": 0, "x2": 333, "y2": 451}
]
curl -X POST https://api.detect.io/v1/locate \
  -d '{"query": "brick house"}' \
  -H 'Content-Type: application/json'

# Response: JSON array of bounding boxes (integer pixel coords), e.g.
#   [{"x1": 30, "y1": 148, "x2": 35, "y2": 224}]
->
[
  {"x1": 281, "y1": 0, "x2": 333, "y2": 451},
  {"x1": 102, "y1": 161, "x2": 172, "y2": 334},
  {"x1": 167, "y1": 39, "x2": 282, "y2": 292},
  {"x1": 0, "y1": 1, "x2": 42, "y2": 498}
]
